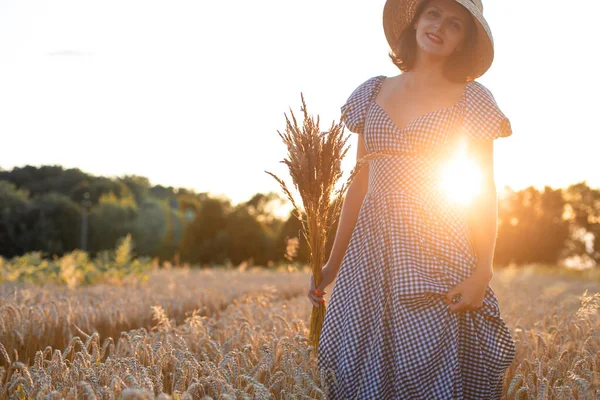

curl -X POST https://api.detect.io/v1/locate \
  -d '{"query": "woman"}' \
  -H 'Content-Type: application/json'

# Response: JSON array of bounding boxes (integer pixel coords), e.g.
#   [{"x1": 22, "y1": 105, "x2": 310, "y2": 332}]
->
[{"x1": 307, "y1": 0, "x2": 516, "y2": 398}]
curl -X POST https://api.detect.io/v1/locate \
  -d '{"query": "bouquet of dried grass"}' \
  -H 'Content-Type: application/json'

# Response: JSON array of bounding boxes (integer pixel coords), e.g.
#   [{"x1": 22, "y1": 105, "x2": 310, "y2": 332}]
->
[{"x1": 265, "y1": 94, "x2": 365, "y2": 353}]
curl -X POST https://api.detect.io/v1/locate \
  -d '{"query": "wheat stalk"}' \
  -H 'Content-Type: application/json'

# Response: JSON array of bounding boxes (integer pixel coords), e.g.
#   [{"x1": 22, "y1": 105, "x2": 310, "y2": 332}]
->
[{"x1": 264, "y1": 93, "x2": 368, "y2": 353}]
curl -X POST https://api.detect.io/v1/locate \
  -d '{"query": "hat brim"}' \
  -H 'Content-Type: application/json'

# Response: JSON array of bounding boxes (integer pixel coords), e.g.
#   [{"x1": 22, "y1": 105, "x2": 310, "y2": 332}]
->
[{"x1": 383, "y1": 0, "x2": 494, "y2": 79}]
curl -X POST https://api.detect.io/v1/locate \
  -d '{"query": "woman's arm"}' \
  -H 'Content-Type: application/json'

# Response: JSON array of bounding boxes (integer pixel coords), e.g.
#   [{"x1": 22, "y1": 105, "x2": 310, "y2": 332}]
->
[
  {"x1": 325, "y1": 135, "x2": 370, "y2": 275},
  {"x1": 466, "y1": 139, "x2": 497, "y2": 280}
]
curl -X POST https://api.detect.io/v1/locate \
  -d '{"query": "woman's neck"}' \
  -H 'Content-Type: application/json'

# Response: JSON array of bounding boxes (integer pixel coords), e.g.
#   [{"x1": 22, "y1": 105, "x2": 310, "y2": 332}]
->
[{"x1": 408, "y1": 50, "x2": 447, "y2": 87}]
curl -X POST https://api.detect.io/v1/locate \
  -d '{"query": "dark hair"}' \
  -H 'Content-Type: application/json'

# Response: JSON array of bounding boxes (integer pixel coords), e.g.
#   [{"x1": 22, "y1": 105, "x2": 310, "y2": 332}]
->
[{"x1": 388, "y1": 0, "x2": 478, "y2": 82}]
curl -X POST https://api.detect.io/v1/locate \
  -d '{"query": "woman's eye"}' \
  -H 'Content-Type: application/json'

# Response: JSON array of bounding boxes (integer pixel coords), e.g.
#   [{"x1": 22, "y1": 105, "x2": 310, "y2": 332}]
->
[
  {"x1": 450, "y1": 22, "x2": 461, "y2": 30},
  {"x1": 427, "y1": 10, "x2": 439, "y2": 17}
]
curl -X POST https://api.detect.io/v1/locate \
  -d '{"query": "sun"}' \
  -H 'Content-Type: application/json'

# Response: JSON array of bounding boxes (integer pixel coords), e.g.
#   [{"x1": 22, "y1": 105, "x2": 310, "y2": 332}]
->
[{"x1": 439, "y1": 140, "x2": 483, "y2": 206}]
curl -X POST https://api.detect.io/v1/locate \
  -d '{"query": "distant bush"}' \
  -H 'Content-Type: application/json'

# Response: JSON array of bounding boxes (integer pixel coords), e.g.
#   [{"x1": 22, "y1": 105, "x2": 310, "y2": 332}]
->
[{"x1": 0, "y1": 235, "x2": 153, "y2": 288}]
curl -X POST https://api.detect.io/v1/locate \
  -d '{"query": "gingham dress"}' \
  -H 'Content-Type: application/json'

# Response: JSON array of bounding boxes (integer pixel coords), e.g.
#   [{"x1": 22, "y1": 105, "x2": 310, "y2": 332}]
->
[{"x1": 317, "y1": 75, "x2": 516, "y2": 400}]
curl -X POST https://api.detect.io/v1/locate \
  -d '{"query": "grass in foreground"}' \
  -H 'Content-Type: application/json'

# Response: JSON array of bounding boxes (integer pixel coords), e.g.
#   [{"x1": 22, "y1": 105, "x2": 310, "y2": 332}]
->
[{"x1": 0, "y1": 266, "x2": 599, "y2": 399}]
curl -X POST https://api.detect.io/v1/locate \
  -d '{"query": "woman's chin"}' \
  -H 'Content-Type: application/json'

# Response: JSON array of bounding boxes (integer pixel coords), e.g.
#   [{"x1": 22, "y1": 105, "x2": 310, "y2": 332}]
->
[{"x1": 416, "y1": 43, "x2": 451, "y2": 59}]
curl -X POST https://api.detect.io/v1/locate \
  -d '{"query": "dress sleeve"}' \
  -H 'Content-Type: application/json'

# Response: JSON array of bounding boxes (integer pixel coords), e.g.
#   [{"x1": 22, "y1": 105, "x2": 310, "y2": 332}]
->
[
  {"x1": 340, "y1": 76, "x2": 381, "y2": 134},
  {"x1": 462, "y1": 81, "x2": 513, "y2": 140}
]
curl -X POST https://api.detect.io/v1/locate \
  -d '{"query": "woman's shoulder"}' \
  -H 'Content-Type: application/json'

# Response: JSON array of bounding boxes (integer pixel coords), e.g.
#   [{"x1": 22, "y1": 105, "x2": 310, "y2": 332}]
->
[
  {"x1": 463, "y1": 80, "x2": 513, "y2": 140},
  {"x1": 465, "y1": 80, "x2": 499, "y2": 104},
  {"x1": 340, "y1": 75, "x2": 385, "y2": 134},
  {"x1": 346, "y1": 75, "x2": 386, "y2": 102}
]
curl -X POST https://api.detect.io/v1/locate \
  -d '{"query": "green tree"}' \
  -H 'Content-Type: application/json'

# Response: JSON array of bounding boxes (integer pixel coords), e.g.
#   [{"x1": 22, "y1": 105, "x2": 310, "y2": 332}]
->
[
  {"x1": 88, "y1": 200, "x2": 137, "y2": 254},
  {"x1": 274, "y1": 210, "x2": 310, "y2": 264},
  {"x1": 31, "y1": 192, "x2": 82, "y2": 256},
  {"x1": 0, "y1": 181, "x2": 36, "y2": 257},
  {"x1": 119, "y1": 175, "x2": 151, "y2": 205},
  {"x1": 225, "y1": 206, "x2": 268, "y2": 265},
  {"x1": 132, "y1": 198, "x2": 185, "y2": 260},
  {"x1": 562, "y1": 182, "x2": 600, "y2": 265},
  {"x1": 181, "y1": 197, "x2": 231, "y2": 265}
]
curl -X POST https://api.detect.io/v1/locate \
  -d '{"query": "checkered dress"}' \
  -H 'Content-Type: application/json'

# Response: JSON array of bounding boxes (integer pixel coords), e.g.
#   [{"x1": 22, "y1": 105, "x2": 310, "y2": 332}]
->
[{"x1": 317, "y1": 75, "x2": 516, "y2": 400}]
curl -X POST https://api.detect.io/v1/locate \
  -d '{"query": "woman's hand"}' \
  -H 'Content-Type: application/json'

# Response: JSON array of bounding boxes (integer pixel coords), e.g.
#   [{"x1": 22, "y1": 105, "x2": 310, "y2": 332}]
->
[
  {"x1": 445, "y1": 269, "x2": 493, "y2": 313},
  {"x1": 307, "y1": 263, "x2": 337, "y2": 307}
]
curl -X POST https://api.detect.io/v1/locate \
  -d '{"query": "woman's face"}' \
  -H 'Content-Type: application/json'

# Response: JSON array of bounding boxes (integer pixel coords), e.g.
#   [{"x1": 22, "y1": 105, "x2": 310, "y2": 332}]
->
[{"x1": 413, "y1": 0, "x2": 470, "y2": 59}]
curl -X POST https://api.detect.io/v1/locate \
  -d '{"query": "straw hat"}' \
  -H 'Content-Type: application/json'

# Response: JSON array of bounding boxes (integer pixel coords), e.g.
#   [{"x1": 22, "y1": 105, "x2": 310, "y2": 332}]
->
[{"x1": 383, "y1": 0, "x2": 494, "y2": 78}]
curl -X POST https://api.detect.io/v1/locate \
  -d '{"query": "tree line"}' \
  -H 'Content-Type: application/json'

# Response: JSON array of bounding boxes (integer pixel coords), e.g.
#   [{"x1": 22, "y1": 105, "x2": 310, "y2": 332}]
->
[{"x1": 0, "y1": 165, "x2": 598, "y2": 268}]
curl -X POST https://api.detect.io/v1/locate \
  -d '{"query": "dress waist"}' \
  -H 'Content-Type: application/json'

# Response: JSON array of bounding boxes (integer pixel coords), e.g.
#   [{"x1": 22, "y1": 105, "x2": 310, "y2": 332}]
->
[{"x1": 364, "y1": 152, "x2": 446, "y2": 198}]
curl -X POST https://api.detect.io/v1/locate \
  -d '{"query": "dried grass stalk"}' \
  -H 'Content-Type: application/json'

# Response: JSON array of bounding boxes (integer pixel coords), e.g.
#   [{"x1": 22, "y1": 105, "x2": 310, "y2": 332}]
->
[{"x1": 265, "y1": 93, "x2": 368, "y2": 353}]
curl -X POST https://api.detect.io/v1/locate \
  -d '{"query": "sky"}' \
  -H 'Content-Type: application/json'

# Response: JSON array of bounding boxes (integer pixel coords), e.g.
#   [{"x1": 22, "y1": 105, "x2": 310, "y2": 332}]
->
[{"x1": 1, "y1": 0, "x2": 599, "y2": 209}]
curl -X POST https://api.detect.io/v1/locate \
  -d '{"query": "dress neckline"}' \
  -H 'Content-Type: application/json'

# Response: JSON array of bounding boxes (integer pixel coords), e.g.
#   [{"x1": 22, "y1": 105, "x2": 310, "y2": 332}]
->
[{"x1": 371, "y1": 75, "x2": 472, "y2": 133}]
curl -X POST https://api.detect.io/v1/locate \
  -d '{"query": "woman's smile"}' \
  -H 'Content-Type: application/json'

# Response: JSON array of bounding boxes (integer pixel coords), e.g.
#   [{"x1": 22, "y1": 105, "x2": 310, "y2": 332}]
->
[{"x1": 426, "y1": 32, "x2": 444, "y2": 44}]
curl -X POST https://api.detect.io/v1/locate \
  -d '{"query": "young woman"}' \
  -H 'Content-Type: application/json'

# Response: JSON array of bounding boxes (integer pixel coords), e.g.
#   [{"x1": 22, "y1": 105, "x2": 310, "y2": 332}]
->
[{"x1": 307, "y1": 0, "x2": 515, "y2": 398}]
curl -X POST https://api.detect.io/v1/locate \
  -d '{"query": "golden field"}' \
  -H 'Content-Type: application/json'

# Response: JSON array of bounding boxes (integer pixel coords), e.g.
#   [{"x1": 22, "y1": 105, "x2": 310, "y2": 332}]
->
[{"x1": 1, "y1": 265, "x2": 599, "y2": 399}]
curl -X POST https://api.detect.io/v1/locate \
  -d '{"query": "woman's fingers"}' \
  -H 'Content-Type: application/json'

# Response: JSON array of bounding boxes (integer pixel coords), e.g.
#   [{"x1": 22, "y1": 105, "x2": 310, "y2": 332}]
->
[
  {"x1": 309, "y1": 289, "x2": 327, "y2": 297},
  {"x1": 307, "y1": 276, "x2": 322, "y2": 306},
  {"x1": 309, "y1": 293, "x2": 323, "y2": 301},
  {"x1": 448, "y1": 298, "x2": 480, "y2": 313},
  {"x1": 308, "y1": 294, "x2": 325, "y2": 307},
  {"x1": 307, "y1": 274, "x2": 328, "y2": 307},
  {"x1": 307, "y1": 276, "x2": 328, "y2": 296},
  {"x1": 307, "y1": 291, "x2": 326, "y2": 306}
]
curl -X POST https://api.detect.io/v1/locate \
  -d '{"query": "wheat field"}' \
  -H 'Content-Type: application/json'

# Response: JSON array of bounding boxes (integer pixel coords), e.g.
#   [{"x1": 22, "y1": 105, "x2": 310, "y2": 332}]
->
[{"x1": 0, "y1": 265, "x2": 599, "y2": 399}]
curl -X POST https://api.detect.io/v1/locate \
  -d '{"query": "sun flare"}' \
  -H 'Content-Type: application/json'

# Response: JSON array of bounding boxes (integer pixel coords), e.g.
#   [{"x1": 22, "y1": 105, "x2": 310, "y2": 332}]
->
[{"x1": 440, "y1": 141, "x2": 483, "y2": 206}]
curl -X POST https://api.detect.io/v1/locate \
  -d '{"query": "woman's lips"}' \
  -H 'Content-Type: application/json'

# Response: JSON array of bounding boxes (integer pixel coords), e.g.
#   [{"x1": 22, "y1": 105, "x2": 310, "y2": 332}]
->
[{"x1": 426, "y1": 33, "x2": 444, "y2": 44}]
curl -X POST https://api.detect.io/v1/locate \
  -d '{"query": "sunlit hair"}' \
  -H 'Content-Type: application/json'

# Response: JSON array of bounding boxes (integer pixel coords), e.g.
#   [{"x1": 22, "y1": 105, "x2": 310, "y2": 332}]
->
[{"x1": 388, "y1": 0, "x2": 478, "y2": 82}]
